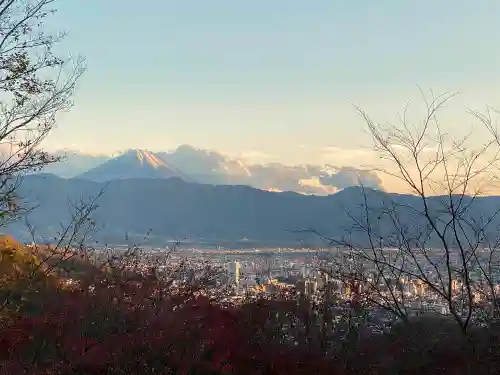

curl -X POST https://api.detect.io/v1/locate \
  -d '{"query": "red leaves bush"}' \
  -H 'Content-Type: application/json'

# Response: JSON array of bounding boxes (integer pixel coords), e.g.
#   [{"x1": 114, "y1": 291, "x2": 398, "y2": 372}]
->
[
  {"x1": 0, "y1": 277, "x2": 342, "y2": 375},
  {"x1": 5, "y1": 271, "x2": 500, "y2": 375}
]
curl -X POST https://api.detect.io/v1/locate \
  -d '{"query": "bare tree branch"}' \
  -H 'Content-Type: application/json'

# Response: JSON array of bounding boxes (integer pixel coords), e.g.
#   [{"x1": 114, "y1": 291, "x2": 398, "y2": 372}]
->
[{"x1": 313, "y1": 90, "x2": 500, "y2": 333}]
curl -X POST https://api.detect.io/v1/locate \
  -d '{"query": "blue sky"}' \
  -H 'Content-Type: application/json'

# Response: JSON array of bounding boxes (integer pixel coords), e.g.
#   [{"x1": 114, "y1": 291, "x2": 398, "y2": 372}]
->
[{"x1": 46, "y1": 0, "x2": 500, "y2": 165}]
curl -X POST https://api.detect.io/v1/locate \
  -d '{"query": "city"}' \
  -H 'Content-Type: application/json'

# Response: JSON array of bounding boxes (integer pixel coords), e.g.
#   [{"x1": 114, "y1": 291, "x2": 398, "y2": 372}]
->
[{"x1": 72, "y1": 244, "x2": 500, "y2": 332}]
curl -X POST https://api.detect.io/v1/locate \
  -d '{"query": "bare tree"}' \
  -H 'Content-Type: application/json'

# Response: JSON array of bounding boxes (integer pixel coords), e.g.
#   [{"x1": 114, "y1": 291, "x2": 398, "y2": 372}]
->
[
  {"x1": 322, "y1": 89, "x2": 500, "y2": 333},
  {"x1": 0, "y1": 0, "x2": 85, "y2": 225}
]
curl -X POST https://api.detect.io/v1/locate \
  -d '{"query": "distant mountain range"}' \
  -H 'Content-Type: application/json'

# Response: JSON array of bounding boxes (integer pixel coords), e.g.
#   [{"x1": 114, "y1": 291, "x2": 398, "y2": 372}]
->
[
  {"x1": 42, "y1": 145, "x2": 382, "y2": 195},
  {"x1": 6, "y1": 174, "x2": 500, "y2": 247}
]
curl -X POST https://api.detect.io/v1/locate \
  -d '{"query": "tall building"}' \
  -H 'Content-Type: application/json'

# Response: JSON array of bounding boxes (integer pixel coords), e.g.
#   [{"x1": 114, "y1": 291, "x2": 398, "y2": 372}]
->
[
  {"x1": 227, "y1": 261, "x2": 241, "y2": 285},
  {"x1": 316, "y1": 271, "x2": 329, "y2": 289},
  {"x1": 305, "y1": 280, "x2": 317, "y2": 296},
  {"x1": 301, "y1": 265, "x2": 309, "y2": 278}
]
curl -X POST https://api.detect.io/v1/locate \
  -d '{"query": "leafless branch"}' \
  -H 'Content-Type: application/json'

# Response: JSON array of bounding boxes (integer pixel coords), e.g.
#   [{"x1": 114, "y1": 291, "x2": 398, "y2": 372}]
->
[{"x1": 311, "y1": 90, "x2": 500, "y2": 333}]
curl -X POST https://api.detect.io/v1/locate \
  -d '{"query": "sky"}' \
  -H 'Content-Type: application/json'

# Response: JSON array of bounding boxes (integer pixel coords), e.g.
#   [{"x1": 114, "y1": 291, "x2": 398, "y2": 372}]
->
[{"x1": 45, "y1": 0, "x2": 500, "y2": 167}]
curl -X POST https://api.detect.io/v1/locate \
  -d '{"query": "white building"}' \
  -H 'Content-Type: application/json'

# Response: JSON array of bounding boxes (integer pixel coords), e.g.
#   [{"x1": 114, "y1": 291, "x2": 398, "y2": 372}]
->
[
  {"x1": 304, "y1": 280, "x2": 317, "y2": 296},
  {"x1": 227, "y1": 261, "x2": 241, "y2": 285},
  {"x1": 301, "y1": 265, "x2": 309, "y2": 278}
]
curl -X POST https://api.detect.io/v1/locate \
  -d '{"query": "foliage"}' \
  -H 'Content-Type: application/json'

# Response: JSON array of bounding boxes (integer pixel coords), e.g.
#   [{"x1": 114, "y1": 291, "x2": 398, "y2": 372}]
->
[
  {"x1": 0, "y1": 265, "x2": 340, "y2": 375},
  {"x1": 1, "y1": 242, "x2": 500, "y2": 375},
  {"x1": 0, "y1": 234, "x2": 54, "y2": 321}
]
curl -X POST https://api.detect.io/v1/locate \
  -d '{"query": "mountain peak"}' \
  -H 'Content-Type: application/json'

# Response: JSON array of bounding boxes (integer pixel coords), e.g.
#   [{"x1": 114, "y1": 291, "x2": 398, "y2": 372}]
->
[
  {"x1": 126, "y1": 149, "x2": 165, "y2": 169},
  {"x1": 76, "y1": 149, "x2": 193, "y2": 183},
  {"x1": 59, "y1": 145, "x2": 382, "y2": 194},
  {"x1": 174, "y1": 144, "x2": 198, "y2": 153}
]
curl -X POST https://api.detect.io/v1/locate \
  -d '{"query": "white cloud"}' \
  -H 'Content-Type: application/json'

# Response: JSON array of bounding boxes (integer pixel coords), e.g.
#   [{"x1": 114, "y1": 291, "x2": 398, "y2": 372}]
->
[
  {"x1": 319, "y1": 167, "x2": 382, "y2": 190},
  {"x1": 298, "y1": 177, "x2": 339, "y2": 195},
  {"x1": 240, "y1": 150, "x2": 273, "y2": 164}
]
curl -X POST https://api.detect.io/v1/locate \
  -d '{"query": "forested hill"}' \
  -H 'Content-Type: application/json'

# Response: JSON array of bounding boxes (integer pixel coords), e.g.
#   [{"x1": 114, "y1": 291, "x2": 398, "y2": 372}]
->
[{"x1": 6, "y1": 174, "x2": 500, "y2": 247}]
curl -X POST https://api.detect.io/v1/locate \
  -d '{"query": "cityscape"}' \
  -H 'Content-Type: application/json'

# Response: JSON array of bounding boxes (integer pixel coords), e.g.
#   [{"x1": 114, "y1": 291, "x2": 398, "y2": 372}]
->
[
  {"x1": 2, "y1": 0, "x2": 500, "y2": 373},
  {"x1": 66, "y1": 244, "x2": 500, "y2": 333}
]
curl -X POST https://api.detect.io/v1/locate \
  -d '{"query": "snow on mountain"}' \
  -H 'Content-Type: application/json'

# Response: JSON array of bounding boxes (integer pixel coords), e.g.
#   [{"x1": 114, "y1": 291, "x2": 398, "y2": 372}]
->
[
  {"x1": 76, "y1": 149, "x2": 192, "y2": 182},
  {"x1": 53, "y1": 146, "x2": 382, "y2": 194},
  {"x1": 158, "y1": 145, "x2": 252, "y2": 185}
]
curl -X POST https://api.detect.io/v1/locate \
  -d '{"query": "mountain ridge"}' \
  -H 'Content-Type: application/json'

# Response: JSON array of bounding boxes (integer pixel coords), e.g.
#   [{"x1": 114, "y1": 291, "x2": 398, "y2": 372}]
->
[
  {"x1": 6, "y1": 174, "x2": 500, "y2": 248},
  {"x1": 63, "y1": 146, "x2": 382, "y2": 195}
]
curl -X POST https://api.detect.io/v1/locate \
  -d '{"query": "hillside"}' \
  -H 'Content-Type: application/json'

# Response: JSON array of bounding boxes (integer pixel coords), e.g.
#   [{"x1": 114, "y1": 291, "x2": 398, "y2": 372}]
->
[
  {"x1": 0, "y1": 235, "x2": 37, "y2": 277},
  {"x1": 6, "y1": 174, "x2": 500, "y2": 247},
  {"x1": 0, "y1": 235, "x2": 53, "y2": 320}
]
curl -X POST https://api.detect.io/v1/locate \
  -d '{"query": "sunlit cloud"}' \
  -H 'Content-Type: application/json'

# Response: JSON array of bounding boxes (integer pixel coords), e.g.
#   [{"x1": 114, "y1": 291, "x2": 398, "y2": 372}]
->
[
  {"x1": 240, "y1": 150, "x2": 273, "y2": 164},
  {"x1": 319, "y1": 166, "x2": 382, "y2": 190},
  {"x1": 298, "y1": 177, "x2": 339, "y2": 195},
  {"x1": 266, "y1": 188, "x2": 283, "y2": 193}
]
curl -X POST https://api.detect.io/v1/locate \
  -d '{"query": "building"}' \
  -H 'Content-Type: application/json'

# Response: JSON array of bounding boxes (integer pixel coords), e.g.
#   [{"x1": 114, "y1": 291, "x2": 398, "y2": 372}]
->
[
  {"x1": 305, "y1": 280, "x2": 318, "y2": 296},
  {"x1": 227, "y1": 261, "x2": 241, "y2": 285},
  {"x1": 300, "y1": 265, "x2": 309, "y2": 278}
]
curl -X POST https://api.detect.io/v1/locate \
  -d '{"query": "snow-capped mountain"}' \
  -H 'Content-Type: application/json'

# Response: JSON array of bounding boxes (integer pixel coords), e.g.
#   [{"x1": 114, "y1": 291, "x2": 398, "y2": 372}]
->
[
  {"x1": 157, "y1": 144, "x2": 251, "y2": 185},
  {"x1": 76, "y1": 149, "x2": 192, "y2": 182},
  {"x1": 52, "y1": 146, "x2": 381, "y2": 194}
]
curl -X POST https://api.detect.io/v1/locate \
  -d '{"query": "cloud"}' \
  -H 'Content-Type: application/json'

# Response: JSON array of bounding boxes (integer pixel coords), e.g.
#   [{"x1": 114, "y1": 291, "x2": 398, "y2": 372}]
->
[
  {"x1": 298, "y1": 177, "x2": 339, "y2": 195},
  {"x1": 160, "y1": 145, "x2": 252, "y2": 179},
  {"x1": 161, "y1": 145, "x2": 384, "y2": 194},
  {"x1": 319, "y1": 166, "x2": 383, "y2": 190},
  {"x1": 248, "y1": 163, "x2": 382, "y2": 195},
  {"x1": 240, "y1": 150, "x2": 273, "y2": 164},
  {"x1": 292, "y1": 167, "x2": 382, "y2": 195}
]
